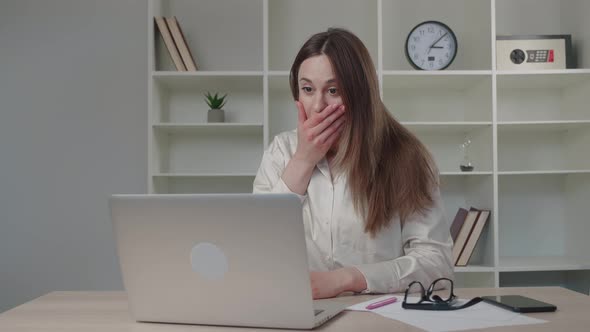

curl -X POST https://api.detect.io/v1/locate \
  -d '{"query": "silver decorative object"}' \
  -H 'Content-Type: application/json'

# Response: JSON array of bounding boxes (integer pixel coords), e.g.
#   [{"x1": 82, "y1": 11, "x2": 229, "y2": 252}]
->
[{"x1": 460, "y1": 137, "x2": 474, "y2": 172}]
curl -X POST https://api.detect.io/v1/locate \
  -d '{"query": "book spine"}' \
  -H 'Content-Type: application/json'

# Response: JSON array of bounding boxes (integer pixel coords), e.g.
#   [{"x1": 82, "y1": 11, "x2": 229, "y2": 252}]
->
[
  {"x1": 456, "y1": 210, "x2": 490, "y2": 266},
  {"x1": 154, "y1": 16, "x2": 186, "y2": 71},
  {"x1": 452, "y1": 210, "x2": 480, "y2": 265},
  {"x1": 167, "y1": 16, "x2": 197, "y2": 71}
]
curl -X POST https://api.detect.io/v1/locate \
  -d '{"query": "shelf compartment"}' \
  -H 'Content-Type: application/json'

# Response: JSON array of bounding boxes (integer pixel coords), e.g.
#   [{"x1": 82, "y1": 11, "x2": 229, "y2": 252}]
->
[
  {"x1": 498, "y1": 122, "x2": 590, "y2": 172},
  {"x1": 382, "y1": 0, "x2": 492, "y2": 70},
  {"x1": 268, "y1": 0, "x2": 378, "y2": 71},
  {"x1": 409, "y1": 125, "x2": 492, "y2": 173},
  {"x1": 152, "y1": 0, "x2": 262, "y2": 71},
  {"x1": 497, "y1": 72, "x2": 590, "y2": 122},
  {"x1": 153, "y1": 130, "x2": 263, "y2": 175},
  {"x1": 440, "y1": 175, "x2": 495, "y2": 268},
  {"x1": 496, "y1": 0, "x2": 590, "y2": 69},
  {"x1": 383, "y1": 74, "x2": 492, "y2": 122},
  {"x1": 500, "y1": 270, "x2": 590, "y2": 295},
  {"x1": 498, "y1": 173, "x2": 590, "y2": 260},
  {"x1": 496, "y1": 71, "x2": 590, "y2": 89},
  {"x1": 152, "y1": 75, "x2": 263, "y2": 124},
  {"x1": 153, "y1": 175, "x2": 255, "y2": 194}
]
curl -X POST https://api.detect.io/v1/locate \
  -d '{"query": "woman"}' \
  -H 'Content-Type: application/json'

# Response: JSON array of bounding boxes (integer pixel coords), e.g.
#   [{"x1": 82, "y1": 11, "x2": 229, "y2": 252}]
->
[{"x1": 253, "y1": 28, "x2": 453, "y2": 299}]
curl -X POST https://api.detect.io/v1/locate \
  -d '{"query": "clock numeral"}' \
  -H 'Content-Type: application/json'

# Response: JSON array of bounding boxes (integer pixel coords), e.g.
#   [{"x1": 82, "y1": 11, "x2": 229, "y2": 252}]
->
[
  {"x1": 413, "y1": 36, "x2": 420, "y2": 42},
  {"x1": 411, "y1": 45, "x2": 416, "y2": 51},
  {"x1": 421, "y1": 60, "x2": 425, "y2": 66},
  {"x1": 439, "y1": 30, "x2": 444, "y2": 36},
  {"x1": 444, "y1": 36, "x2": 449, "y2": 41},
  {"x1": 429, "y1": 62, "x2": 433, "y2": 68},
  {"x1": 446, "y1": 52, "x2": 450, "y2": 58},
  {"x1": 427, "y1": 26, "x2": 434, "y2": 33},
  {"x1": 439, "y1": 59, "x2": 443, "y2": 66},
  {"x1": 413, "y1": 53, "x2": 419, "y2": 60},
  {"x1": 419, "y1": 30, "x2": 425, "y2": 36}
]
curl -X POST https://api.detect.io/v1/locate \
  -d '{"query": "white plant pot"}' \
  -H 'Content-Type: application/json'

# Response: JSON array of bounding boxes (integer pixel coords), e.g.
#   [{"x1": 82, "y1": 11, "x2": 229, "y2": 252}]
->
[{"x1": 207, "y1": 109, "x2": 225, "y2": 123}]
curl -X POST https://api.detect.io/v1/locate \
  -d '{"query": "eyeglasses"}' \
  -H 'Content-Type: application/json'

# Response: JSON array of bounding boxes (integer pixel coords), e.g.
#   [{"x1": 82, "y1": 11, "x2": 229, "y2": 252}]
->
[{"x1": 402, "y1": 278, "x2": 482, "y2": 311}]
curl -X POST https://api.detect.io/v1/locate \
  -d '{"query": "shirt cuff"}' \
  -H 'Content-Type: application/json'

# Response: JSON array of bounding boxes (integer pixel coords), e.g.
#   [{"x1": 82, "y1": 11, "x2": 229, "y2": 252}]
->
[
  {"x1": 353, "y1": 262, "x2": 399, "y2": 294},
  {"x1": 272, "y1": 177, "x2": 307, "y2": 204}
]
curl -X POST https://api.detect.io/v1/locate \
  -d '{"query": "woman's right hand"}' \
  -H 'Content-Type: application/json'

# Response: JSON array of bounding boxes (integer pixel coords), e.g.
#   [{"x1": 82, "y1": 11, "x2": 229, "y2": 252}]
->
[{"x1": 293, "y1": 101, "x2": 346, "y2": 167}]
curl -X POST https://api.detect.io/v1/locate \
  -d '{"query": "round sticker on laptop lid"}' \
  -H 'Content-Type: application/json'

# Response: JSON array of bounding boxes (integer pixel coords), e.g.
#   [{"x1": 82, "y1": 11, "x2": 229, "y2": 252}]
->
[{"x1": 190, "y1": 242, "x2": 228, "y2": 280}]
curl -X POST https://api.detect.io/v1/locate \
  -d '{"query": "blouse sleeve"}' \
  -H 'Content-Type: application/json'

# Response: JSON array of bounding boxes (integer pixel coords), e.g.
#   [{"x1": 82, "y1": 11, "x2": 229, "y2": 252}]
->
[
  {"x1": 353, "y1": 187, "x2": 454, "y2": 294},
  {"x1": 252, "y1": 135, "x2": 307, "y2": 203}
]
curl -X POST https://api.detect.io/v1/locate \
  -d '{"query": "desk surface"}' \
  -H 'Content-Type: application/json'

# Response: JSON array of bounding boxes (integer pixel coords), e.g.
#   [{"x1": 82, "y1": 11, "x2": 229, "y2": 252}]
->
[{"x1": 0, "y1": 287, "x2": 589, "y2": 331}]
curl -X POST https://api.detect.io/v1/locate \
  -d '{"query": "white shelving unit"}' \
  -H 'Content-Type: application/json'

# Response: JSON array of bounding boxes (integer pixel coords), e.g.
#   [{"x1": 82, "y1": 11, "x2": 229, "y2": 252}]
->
[{"x1": 148, "y1": 0, "x2": 590, "y2": 293}]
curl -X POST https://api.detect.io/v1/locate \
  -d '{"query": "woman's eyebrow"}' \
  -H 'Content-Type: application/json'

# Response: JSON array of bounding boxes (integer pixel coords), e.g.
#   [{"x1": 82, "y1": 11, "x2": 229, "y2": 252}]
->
[{"x1": 299, "y1": 77, "x2": 337, "y2": 84}]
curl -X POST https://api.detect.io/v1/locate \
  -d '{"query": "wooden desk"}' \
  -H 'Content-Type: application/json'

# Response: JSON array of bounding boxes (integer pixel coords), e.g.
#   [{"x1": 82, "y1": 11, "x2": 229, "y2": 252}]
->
[{"x1": 1, "y1": 287, "x2": 588, "y2": 331}]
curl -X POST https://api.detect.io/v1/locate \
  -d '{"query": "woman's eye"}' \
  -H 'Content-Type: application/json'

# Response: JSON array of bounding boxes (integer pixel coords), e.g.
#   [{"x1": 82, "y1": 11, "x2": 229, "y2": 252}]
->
[
  {"x1": 301, "y1": 87, "x2": 312, "y2": 93},
  {"x1": 328, "y1": 88, "x2": 338, "y2": 95}
]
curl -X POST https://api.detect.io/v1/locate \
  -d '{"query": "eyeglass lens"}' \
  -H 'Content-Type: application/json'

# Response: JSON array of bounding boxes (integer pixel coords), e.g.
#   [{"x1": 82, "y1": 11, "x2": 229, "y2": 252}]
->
[
  {"x1": 430, "y1": 278, "x2": 453, "y2": 302},
  {"x1": 405, "y1": 282, "x2": 425, "y2": 304}
]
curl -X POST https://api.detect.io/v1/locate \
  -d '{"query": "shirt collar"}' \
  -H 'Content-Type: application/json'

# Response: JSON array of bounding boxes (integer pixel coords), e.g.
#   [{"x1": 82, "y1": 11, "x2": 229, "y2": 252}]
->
[{"x1": 316, "y1": 157, "x2": 332, "y2": 181}]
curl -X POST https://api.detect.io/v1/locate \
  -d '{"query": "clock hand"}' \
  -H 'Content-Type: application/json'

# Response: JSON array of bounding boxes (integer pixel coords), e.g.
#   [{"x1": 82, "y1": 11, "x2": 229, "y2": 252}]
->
[
  {"x1": 427, "y1": 46, "x2": 444, "y2": 54},
  {"x1": 429, "y1": 32, "x2": 448, "y2": 50}
]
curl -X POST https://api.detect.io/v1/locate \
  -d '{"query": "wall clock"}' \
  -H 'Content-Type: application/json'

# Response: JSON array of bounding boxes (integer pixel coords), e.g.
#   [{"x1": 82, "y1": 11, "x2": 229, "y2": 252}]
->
[{"x1": 405, "y1": 21, "x2": 458, "y2": 70}]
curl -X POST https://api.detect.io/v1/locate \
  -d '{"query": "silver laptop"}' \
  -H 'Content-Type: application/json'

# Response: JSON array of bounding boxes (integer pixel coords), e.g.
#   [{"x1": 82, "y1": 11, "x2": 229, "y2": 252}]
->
[{"x1": 109, "y1": 193, "x2": 345, "y2": 329}]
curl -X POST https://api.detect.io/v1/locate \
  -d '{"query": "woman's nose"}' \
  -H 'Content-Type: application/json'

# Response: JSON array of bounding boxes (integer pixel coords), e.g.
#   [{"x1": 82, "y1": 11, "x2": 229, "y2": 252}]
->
[{"x1": 311, "y1": 94, "x2": 327, "y2": 113}]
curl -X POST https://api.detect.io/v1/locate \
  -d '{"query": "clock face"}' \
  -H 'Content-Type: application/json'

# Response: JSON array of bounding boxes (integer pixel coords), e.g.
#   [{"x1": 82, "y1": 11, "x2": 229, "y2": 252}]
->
[{"x1": 405, "y1": 21, "x2": 457, "y2": 70}]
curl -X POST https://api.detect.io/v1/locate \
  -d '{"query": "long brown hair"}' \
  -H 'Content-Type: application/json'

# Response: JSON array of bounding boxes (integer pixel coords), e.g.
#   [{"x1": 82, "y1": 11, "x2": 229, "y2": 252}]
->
[{"x1": 289, "y1": 28, "x2": 439, "y2": 237}]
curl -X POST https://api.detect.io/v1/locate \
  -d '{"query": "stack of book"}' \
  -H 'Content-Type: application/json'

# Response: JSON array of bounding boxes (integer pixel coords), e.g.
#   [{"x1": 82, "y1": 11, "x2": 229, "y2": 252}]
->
[
  {"x1": 154, "y1": 16, "x2": 198, "y2": 71},
  {"x1": 450, "y1": 206, "x2": 491, "y2": 266}
]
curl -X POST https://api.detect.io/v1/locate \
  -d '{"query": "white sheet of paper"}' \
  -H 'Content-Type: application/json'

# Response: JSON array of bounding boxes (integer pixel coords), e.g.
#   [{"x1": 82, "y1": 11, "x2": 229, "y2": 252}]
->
[{"x1": 347, "y1": 296, "x2": 547, "y2": 332}]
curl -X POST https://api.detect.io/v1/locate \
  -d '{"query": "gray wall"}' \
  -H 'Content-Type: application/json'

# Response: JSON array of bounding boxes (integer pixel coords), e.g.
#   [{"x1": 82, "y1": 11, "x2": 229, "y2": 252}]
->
[{"x1": 0, "y1": 0, "x2": 147, "y2": 313}]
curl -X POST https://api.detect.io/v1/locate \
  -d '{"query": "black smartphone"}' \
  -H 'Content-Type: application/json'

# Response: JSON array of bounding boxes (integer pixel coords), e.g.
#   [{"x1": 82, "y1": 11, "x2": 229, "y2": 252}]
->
[{"x1": 481, "y1": 295, "x2": 557, "y2": 313}]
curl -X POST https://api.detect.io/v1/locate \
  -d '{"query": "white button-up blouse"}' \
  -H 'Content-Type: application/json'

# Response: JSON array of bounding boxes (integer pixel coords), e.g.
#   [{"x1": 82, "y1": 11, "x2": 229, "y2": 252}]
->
[{"x1": 253, "y1": 129, "x2": 454, "y2": 294}]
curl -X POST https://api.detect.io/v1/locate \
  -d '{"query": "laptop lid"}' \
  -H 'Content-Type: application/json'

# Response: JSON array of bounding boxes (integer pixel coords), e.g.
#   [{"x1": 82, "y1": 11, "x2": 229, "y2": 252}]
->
[{"x1": 110, "y1": 193, "x2": 319, "y2": 329}]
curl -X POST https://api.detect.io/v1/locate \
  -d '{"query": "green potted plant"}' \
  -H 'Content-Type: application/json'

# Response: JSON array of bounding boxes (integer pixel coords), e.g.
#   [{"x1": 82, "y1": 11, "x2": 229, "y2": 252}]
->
[{"x1": 204, "y1": 92, "x2": 227, "y2": 123}]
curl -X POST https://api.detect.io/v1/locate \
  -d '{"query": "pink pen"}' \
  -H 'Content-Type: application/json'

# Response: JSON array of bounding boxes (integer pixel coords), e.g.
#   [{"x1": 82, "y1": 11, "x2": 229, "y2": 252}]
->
[{"x1": 365, "y1": 296, "x2": 398, "y2": 310}]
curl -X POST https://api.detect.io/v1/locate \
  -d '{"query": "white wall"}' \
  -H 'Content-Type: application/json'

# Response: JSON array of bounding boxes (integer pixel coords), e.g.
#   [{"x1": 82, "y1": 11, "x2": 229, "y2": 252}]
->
[{"x1": 0, "y1": 0, "x2": 147, "y2": 312}]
